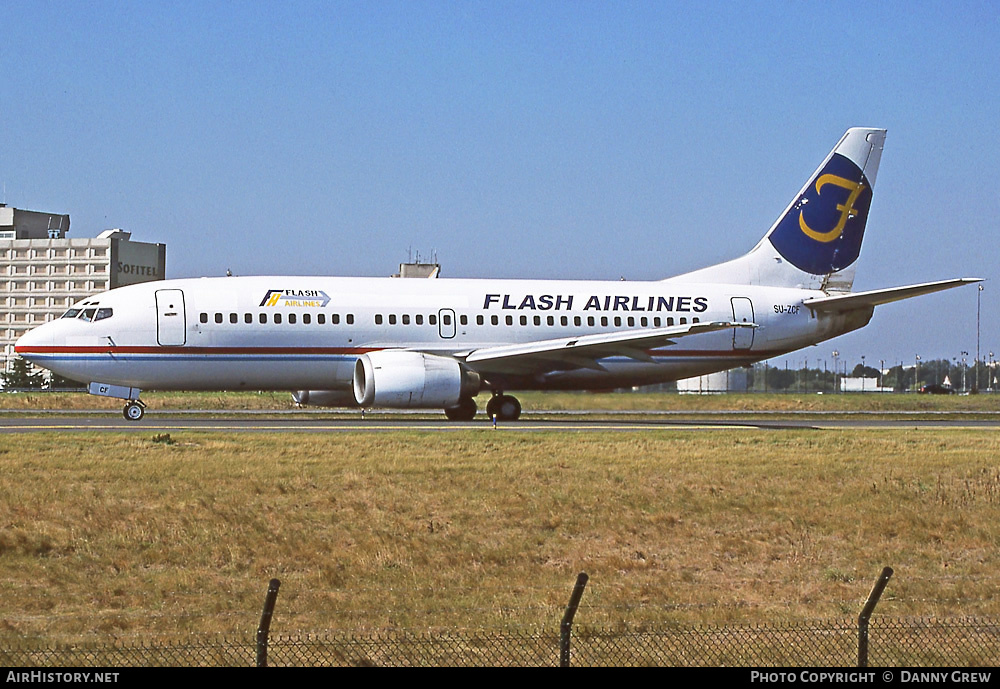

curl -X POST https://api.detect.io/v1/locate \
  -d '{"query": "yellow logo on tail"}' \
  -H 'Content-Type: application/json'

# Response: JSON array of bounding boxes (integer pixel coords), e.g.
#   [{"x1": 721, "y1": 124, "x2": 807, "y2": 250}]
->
[{"x1": 799, "y1": 174, "x2": 866, "y2": 243}]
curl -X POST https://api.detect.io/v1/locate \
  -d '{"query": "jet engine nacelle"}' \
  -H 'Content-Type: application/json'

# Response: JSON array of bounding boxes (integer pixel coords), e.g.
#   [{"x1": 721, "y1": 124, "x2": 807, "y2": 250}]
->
[
  {"x1": 353, "y1": 351, "x2": 481, "y2": 408},
  {"x1": 292, "y1": 389, "x2": 359, "y2": 407}
]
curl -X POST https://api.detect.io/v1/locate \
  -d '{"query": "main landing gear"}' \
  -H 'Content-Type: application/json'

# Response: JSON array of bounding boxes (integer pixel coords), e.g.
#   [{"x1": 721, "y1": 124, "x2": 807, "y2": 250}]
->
[
  {"x1": 123, "y1": 399, "x2": 146, "y2": 421},
  {"x1": 486, "y1": 392, "x2": 521, "y2": 422},
  {"x1": 444, "y1": 396, "x2": 478, "y2": 421},
  {"x1": 443, "y1": 392, "x2": 523, "y2": 422}
]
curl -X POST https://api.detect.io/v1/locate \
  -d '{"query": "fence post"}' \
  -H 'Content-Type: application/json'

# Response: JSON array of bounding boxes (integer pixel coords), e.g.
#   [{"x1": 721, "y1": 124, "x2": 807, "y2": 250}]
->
[
  {"x1": 256, "y1": 578, "x2": 281, "y2": 668},
  {"x1": 560, "y1": 572, "x2": 589, "y2": 667},
  {"x1": 858, "y1": 567, "x2": 893, "y2": 668}
]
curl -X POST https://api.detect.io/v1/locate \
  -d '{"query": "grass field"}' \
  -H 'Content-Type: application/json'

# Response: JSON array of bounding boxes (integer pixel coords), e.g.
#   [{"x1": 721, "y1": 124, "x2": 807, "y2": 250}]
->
[
  {"x1": 1, "y1": 427, "x2": 999, "y2": 644},
  {"x1": 1, "y1": 389, "x2": 1000, "y2": 414}
]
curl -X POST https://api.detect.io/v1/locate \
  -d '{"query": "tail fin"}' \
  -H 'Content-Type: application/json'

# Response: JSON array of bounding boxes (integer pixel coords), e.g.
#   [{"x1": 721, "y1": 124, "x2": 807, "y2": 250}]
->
[{"x1": 669, "y1": 128, "x2": 886, "y2": 291}]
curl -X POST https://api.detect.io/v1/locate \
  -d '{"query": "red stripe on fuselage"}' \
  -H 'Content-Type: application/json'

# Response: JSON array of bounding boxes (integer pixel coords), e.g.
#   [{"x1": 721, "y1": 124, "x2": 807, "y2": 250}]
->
[
  {"x1": 14, "y1": 344, "x2": 781, "y2": 359},
  {"x1": 15, "y1": 345, "x2": 380, "y2": 355}
]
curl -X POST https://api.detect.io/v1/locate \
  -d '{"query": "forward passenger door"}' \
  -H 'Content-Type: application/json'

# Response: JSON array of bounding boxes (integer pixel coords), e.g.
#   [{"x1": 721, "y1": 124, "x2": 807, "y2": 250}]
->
[{"x1": 155, "y1": 289, "x2": 187, "y2": 346}]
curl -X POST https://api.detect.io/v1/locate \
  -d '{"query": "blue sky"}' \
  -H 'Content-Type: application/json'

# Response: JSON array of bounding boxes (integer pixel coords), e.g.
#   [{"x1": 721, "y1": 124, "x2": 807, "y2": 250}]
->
[{"x1": 2, "y1": 1, "x2": 998, "y2": 374}]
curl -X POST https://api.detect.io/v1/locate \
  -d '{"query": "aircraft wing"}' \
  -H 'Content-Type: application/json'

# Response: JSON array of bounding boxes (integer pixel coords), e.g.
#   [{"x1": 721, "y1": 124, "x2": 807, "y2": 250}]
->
[
  {"x1": 802, "y1": 278, "x2": 982, "y2": 313},
  {"x1": 458, "y1": 320, "x2": 755, "y2": 375}
]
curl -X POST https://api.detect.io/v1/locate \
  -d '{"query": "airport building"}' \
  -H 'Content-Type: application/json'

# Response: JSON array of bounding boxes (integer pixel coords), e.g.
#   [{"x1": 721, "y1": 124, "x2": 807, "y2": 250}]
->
[
  {"x1": 1, "y1": 204, "x2": 166, "y2": 374},
  {"x1": 676, "y1": 368, "x2": 749, "y2": 393}
]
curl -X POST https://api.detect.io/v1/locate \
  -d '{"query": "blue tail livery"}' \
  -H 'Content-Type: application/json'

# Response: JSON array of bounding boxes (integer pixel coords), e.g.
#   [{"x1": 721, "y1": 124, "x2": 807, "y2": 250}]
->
[
  {"x1": 671, "y1": 128, "x2": 886, "y2": 291},
  {"x1": 767, "y1": 128, "x2": 883, "y2": 276}
]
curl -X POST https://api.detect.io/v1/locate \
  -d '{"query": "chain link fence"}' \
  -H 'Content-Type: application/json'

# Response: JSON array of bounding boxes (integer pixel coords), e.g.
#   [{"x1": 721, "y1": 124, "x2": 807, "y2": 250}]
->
[
  {"x1": 3, "y1": 570, "x2": 999, "y2": 666},
  {"x1": 2, "y1": 618, "x2": 999, "y2": 666}
]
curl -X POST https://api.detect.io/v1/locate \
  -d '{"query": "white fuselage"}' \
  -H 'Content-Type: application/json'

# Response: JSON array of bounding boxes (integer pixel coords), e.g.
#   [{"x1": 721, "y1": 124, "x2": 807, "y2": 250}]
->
[{"x1": 15, "y1": 275, "x2": 871, "y2": 393}]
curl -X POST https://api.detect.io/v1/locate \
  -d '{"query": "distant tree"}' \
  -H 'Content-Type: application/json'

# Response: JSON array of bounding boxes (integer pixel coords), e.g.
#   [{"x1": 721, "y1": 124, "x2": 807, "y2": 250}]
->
[
  {"x1": 47, "y1": 372, "x2": 85, "y2": 390},
  {"x1": 851, "y1": 364, "x2": 881, "y2": 378},
  {"x1": 1, "y1": 356, "x2": 44, "y2": 390},
  {"x1": 765, "y1": 365, "x2": 797, "y2": 391},
  {"x1": 884, "y1": 365, "x2": 908, "y2": 391}
]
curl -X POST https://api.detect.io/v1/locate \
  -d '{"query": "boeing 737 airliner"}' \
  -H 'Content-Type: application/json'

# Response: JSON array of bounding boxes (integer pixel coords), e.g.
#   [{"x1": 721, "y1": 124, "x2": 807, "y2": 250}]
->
[{"x1": 15, "y1": 128, "x2": 980, "y2": 421}]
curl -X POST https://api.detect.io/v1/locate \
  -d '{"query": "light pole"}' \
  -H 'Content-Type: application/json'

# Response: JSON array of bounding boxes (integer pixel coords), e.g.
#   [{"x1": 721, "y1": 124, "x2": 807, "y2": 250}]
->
[
  {"x1": 976, "y1": 284, "x2": 983, "y2": 392},
  {"x1": 961, "y1": 351, "x2": 968, "y2": 393},
  {"x1": 832, "y1": 350, "x2": 839, "y2": 394},
  {"x1": 915, "y1": 355, "x2": 921, "y2": 393},
  {"x1": 861, "y1": 355, "x2": 866, "y2": 393},
  {"x1": 880, "y1": 359, "x2": 885, "y2": 393}
]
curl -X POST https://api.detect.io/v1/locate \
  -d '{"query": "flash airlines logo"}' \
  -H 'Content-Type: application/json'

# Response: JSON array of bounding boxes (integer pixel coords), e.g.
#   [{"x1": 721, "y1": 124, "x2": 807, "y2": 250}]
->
[
  {"x1": 259, "y1": 289, "x2": 331, "y2": 308},
  {"x1": 799, "y1": 174, "x2": 867, "y2": 243}
]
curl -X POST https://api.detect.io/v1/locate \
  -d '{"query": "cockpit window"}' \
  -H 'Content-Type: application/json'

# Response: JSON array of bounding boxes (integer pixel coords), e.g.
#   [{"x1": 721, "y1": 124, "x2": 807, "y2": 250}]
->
[
  {"x1": 61, "y1": 308, "x2": 81, "y2": 319},
  {"x1": 78, "y1": 308, "x2": 97, "y2": 322},
  {"x1": 94, "y1": 308, "x2": 113, "y2": 321}
]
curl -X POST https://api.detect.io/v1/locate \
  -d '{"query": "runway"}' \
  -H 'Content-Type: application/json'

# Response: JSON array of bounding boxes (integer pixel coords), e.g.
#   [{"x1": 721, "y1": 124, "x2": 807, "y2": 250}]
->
[{"x1": 1, "y1": 409, "x2": 999, "y2": 433}]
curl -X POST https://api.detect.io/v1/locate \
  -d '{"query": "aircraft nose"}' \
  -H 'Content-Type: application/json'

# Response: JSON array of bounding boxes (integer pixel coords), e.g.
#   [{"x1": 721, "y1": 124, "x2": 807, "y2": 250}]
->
[
  {"x1": 14, "y1": 320, "x2": 92, "y2": 385},
  {"x1": 15, "y1": 323, "x2": 54, "y2": 363}
]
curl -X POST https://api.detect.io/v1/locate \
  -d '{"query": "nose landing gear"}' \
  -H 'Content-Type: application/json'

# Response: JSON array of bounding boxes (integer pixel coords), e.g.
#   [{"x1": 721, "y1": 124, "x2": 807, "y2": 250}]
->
[
  {"x1": 87, "y1": 382, "x2": 147, "y2": 422},
  {"x1": 123, "y1": 399, "x2": 146, "y2": 421}
]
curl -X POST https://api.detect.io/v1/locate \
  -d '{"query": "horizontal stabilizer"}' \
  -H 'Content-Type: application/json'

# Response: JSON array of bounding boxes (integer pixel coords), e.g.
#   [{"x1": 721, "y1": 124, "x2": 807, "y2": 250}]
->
[{"x1": 802, "y1": 278, "x2": 982, "y2": 313}]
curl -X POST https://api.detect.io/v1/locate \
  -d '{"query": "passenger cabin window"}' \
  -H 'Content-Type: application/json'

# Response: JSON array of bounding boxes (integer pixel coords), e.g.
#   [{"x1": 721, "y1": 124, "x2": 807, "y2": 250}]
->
[
  {"x1": 200, "y1": 313, "x2": 208, "y2": 323},
  {"x1": 289, "y1": 313, "x2": 297, "y2": 324}
]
